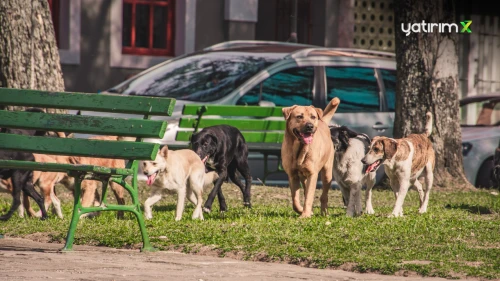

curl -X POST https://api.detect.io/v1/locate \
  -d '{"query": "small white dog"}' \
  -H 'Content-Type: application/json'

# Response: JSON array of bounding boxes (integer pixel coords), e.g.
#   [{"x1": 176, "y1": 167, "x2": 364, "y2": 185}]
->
[
  {"x1": 330, "y1": 126, "x2": 376, "y2": 217},
  {"x1": 142, "y1": 145, "x2": 218, "y2": 221}
]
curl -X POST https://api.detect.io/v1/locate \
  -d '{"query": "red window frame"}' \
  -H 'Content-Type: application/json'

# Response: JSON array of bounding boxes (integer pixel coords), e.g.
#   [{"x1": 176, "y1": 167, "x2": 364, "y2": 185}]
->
[
  {"x1": 122, "y1": 0, "x2": 175, "y2": 56},
  {"x1": 47, "y1": 0, "x2": 60, "y2": 47}
]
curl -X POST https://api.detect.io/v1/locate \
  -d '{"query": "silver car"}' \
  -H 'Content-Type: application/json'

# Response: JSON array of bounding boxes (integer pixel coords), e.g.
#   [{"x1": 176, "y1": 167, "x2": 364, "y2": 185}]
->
[
  {"x1": 460, "y1": 94, "x2": 500, "y2": 187},
  {"x1": 80, "y1": 40, "x2": 496, "y2": 187}
]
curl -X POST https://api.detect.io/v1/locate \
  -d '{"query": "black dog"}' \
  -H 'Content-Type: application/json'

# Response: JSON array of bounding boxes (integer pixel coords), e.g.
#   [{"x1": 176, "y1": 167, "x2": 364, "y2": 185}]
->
[
  {"x1": 190, "y1": 125, "x2": 252, "y2": 212},
  {"x1": 0, "y1": 108, "x2": 50, "y2": 220}
]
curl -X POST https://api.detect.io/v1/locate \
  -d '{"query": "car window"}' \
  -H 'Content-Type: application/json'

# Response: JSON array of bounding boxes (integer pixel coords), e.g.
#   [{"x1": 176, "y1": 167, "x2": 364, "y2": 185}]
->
[
  {"x1": 381, "y1": 69, "x2": 396, "y2": 111},
  {"x1": 461, "y1": 99, "x2": 500, "y2": 126},
  {"x1": 236, "y1": 67, "x2": 314, "y2": 106},
  {"x1": 107, "y1": 52, "x2": 282, "y2": 102},
  {"x1": 325, "y1": 67, "x2": 380, "y2": 113}
]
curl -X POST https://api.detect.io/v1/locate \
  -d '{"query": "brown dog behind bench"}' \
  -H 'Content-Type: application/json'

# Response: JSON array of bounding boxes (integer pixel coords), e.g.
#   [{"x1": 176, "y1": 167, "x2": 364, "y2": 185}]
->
[{"x1": 9, "y1": 135, "x2": 130, "y2": 219}]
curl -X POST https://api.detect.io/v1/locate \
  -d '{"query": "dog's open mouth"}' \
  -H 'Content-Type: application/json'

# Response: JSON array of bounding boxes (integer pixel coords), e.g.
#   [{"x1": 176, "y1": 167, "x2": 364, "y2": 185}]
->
[
  {"x1": 201, "y1": 155, "x2": 208, "y2": 164},
  {"x1": 293, "y1": 129, "x2": 314, "y2": 144},
  {"x1": 146, "y1": 172, "x2": 158, "y2": 186},
  {"x1": 365, "y1": 160, "x2": 382, "y2": 174}
]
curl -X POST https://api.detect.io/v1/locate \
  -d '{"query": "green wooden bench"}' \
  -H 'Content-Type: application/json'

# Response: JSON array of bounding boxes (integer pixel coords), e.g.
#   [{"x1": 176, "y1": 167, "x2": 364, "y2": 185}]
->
[
  {"x1": 174, "y1": 104, "x2": 286, "y2": 184},
  {"x1": 0, "y1": 88, "x2": 175, "y2": 252}
]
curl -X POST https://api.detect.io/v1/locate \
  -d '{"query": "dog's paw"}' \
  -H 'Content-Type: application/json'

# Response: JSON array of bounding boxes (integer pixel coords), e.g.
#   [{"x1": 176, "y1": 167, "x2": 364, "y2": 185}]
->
[
  {"x1": 418, "y1": 208, "x2": 428, "y2": 214},
  {"x1": 0, "y1": 215, "x2": 9, "y2": 221},
  {"x1": 299, "y1": 212, "x2": 313, "y2": 219},
  {"x1": 203, "y1": 207, "x2": 211, "y2": 213},
  {"x1": 365, "y1": 208, "x2": 375, "y2": 215},
  {"x1": 243, "y1": 202, "x2": 252, "y2": 208}
]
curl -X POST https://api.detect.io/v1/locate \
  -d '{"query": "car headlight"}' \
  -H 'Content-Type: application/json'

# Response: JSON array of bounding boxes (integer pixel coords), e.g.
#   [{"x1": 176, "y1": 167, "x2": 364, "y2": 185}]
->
[{"x1": 462, "y1": 142, "x2": 473, "y2": 156}]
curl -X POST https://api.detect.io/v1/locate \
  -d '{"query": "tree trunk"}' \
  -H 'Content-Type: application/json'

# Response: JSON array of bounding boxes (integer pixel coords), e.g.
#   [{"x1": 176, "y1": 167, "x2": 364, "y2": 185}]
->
[
  {"x1": 394, "y1": 0, "x2": 473, "y2": 188},
  {"x1": 0, "y1": 0, "x2": 65, "y2": 113}
]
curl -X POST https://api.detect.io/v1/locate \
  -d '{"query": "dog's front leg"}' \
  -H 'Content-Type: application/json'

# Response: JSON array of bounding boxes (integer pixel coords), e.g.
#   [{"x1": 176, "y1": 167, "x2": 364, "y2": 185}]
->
[
  {"x1": 144, "y1": 192, "x2": 162, "y2": 220},
  {"x1": 390, "y1": 180, "x2": 410, "y2": 217},
  {"x1": 289, "y1": 175, "x2": 303, "y2": 214},
  {"x1": 347, "y1": 182, "x2": 362, "y2": 217},
  {"x1": 204, "y1": 168, "x2": 227, "y2": 213},
  {"x1": 175, "y1": 189, "x2": 186, "y2": 221},
  {"x1": 364, "y1": 173, "x2": 376, "y2": 215},
  {"x1": 301, "y1": 173, "x2": 318, "y2": 218}
]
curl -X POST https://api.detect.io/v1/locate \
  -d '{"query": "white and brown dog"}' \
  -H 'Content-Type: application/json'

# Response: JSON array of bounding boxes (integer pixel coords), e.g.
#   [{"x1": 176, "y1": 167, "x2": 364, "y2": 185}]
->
[
  {"x1": 142, "y1": 145, "x2": 218, "y2": 221},
  {"x1": 362, "y1": 112, "x2": 435, "y2": 217}
]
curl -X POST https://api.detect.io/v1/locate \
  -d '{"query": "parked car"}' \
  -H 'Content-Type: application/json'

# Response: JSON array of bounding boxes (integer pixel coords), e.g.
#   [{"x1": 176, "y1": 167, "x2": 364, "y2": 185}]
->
[
  {"x1": 79, "y1": 40, "x2": 498, "y2": 187},
  {"x1": 459, "y1": 93, "x2": 500, "y2": 188}
]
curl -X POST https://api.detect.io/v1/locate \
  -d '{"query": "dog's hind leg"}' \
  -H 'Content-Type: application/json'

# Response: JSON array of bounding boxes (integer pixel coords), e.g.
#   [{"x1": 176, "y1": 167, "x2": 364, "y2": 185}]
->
[
  {"x1": 412, "y1": 179, "x2": 425, "y2": 207},
  {"x1": 235, "y1": 152, "x2": 252, "y2": 208},
  {"x1": 187, "y1": 182, "x2": 204, "y2": 220},
  {"x1": 13, "y1": 171, "x2": 47, "y2": 220},
  {"x1": 419, "y1": 164, "x2": 434, "y2": 214},
  {"x1": 175, "y1": 188, "x2": 186, "y2": 221},
  {"x1": 228, "y1": 162, "x2": 252, "y2": 208}
]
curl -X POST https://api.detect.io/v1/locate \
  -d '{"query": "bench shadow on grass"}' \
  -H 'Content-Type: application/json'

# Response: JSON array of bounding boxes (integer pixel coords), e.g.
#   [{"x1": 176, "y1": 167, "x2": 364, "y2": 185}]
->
[{"x1": 445, "y1": 204, "x2": 493, "y2": 215}]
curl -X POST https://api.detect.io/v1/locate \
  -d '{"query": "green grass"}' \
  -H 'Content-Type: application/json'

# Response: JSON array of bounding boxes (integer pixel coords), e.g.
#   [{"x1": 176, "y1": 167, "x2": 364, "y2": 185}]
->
[{"x1": 1, "y1": 182, "x2": 499, "y2": 279}]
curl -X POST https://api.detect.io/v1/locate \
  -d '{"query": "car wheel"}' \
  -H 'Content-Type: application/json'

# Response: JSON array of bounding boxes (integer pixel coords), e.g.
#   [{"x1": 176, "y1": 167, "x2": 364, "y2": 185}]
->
[{"x1": 475, "y1": 159, "x2": 494, "y2": 188}]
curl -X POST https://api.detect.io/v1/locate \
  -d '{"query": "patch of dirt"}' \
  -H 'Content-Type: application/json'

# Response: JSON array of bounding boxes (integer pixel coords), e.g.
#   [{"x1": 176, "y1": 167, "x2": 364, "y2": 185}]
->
[{"x1": 402, "y1": 260, "x2": 433, "y2": 265}]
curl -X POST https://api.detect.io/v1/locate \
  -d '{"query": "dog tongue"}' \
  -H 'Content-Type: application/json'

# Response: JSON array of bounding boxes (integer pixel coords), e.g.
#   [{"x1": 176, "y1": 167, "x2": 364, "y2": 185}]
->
[
  {"x1": 146, "y1": 173, "x2": 157, "y2": 186},
  {"x1": 202, "y1": 156, "x2": 208, "y2": 164},
  {"x1": 365, "y1": 161, "x2": 378, "y2": 174},
  {"x1": 300, "y1": 133, "x2": 313, "y2": 144}
]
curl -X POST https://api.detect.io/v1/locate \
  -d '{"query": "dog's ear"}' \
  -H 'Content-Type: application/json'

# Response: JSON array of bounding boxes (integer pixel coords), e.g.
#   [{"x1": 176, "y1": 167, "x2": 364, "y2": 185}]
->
[
  {"x1": 382, "y1": 138, "x2": 398, "y2": 159},
  {"x1": 312, "y1": 106, "x2": 323, "y2": 120},
  {"x1": 208, "y1": 134, "x2": 218, "y2": 146},
  {"x1": 160, "y1": 145, "x2": 169, "y2": 158},
  {"x1": 282, "y1": 105, "x2": 297, "y2": 120}
]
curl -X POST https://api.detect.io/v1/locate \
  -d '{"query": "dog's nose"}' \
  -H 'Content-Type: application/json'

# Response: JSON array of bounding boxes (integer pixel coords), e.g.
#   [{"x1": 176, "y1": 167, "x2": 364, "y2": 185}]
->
[
  {"x1": 361, "y1": 158, "x2": 367, "y2": 165},
  {"x1": 305, "y1": 123, "x2": 314, "y2": 131}
]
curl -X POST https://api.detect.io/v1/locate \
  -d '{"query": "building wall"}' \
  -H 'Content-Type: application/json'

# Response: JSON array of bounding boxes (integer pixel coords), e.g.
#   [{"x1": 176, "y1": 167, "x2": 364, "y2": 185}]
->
[
  {"x1": 62, "y1": 0, "x2": 138, "y2": 93},
  {"x1": 195, "y1": 0, "x2": 226, "y2": 51}
]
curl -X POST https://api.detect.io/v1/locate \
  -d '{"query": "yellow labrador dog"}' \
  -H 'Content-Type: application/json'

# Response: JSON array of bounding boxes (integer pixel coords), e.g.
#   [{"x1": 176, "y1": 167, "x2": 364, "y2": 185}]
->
[
  {"x1": 281, "y1": 98, "x2": 340, "y2": 218},
  {"x1": 142, "y1": 146, "x2": 218, "y2": 221}
]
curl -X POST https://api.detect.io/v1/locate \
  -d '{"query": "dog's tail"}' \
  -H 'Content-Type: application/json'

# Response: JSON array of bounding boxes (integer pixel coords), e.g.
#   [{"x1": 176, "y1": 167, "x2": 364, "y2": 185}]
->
[
  {"x1": 203, "y1": 171, "x2": 219, "y2": 187},
  {"x1": 322, "y1": 97, "x2": 341, "y2": 124},
  {"x1": 424, "y1": 112, "x2": 433, "y2": 137}
]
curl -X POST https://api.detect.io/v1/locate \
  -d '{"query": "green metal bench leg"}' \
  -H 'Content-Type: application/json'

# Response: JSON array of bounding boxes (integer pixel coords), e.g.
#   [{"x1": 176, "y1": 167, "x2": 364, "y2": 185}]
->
[
  {"x1": 62, "y1": 178, "x2": 83, "y2": 252},
  {"x1": 121, "y1": 179, "x2": 156, "y2": 252}
]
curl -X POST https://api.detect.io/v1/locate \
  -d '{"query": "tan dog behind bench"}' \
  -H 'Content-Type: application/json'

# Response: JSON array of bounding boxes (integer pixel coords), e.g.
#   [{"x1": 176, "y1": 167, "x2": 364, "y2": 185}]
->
[
  {"x1": 362, "y1": 112, "x2": 435, "y2": 217},
  {"x1": 281, "y1": 98, "x2": 340, "y2": 218}
]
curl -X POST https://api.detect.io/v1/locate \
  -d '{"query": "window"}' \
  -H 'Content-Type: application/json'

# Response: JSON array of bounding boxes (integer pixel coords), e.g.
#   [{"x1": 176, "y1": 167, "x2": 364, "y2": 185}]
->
[
  {"x1": 122, "y1": 0, "x2": 175, "y2": 56},
  {"x1": 237, "y1": 67, "x2": 314, "y2": 106},
  {"x1": 47, "y1": 0, "x2": 60, "y2": 47},
  {"x1": 326, "y1": 67, "x2": 380, "y2": 113},
  {"x1": 109, "y1": 52, "x2": 279, "y2": 102},
  {"x1": 381, "y1": 69, "x2": 396, "y2": 111}
]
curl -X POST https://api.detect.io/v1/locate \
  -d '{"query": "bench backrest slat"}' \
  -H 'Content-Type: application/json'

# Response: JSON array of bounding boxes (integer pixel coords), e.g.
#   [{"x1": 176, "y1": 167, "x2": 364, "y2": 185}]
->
[
  {"x1": 179, "y1": 117, "x2": 285, "y2": 131},
  {"x1": 0, "y1": 88, "x2": 175, "y2": 116},
  {"x1": 176, "y1": 131, "x2": 283, "y2": 143},
  {"x1": 0, "y1": 110, "x2": 167, "y2": 138},
  {"x1": 0, "y1": 133, "x2": 159, "y2": 160},
  {"x1": 177, "y1": 104, "x2": 286, "y2": 143},
  {"x1": 182, "y1": 104, "x2": 284, "y2": 117}
]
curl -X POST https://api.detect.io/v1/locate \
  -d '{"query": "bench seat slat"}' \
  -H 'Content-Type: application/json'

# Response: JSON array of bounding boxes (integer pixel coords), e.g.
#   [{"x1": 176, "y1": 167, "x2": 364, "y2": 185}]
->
[
  {"x1": 0, "y1": 134, "x2": 159, "y2": 160},
  {"x1": 179, "y1": 118, "x2": 285, "y2": 131},
  {"x1": 176, "y1": 131, "x2": 284, "y2": 143},
  {"x1": 0, "y1": 89, "x2": 175, "y2": 116},
  {"x1": 182, "y1": 105, "x2": 284, "y2": 117},
  {"x1": 0, "y1": 160, "x2": 134, "y2": 175},
  {"x1": 0, "y1": 110, "x2": 167, "y2": 138}
]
